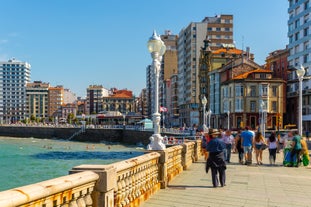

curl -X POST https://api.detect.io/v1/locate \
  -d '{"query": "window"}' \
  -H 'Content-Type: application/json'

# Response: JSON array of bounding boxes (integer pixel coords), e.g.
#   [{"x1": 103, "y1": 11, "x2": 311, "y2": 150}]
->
[
  {"x1": 235, "y1": 85, "x2": 244, "y2": 97},
  {"x1": 272, "y1": 86, "x2": 277, "y2": 96},
  {"x1": 304, "y1": 14, "x2": 309, "y2": 23},
  {"x1": 304, "y1": 41, "x2": 309, "y2": 50},
  {"x1": 216, "y1": 28, "x2": 221, "y2": 31},
  {"x1": 289, "y1": 35, "x2": 293, "y2": 43},
  {"x1": 305, "y1": 0, "x2": 309, "y2": 10},
  {"x1": 207, "y1": 27, "x2": 212, "y2": 31},
  {"x1": 224, "y1": 86, "x2": 229, "y2": 98},
  {"x1": 272, "y1": 101, "x2": 277, "y2": 112},
  {"x1": 289, "y1": 23, "x2": 294, "y2": 31},
  {"x1": 225, "y1": 19, "x2": 230, "y2": 23},
  {"x1": 260, "y1": 84, "x2": 268, "y2": 96},
  {"x1": 250, "y1": 86, "x2": 256, "y2": 97},
  {"x1": 295, "y1": 45, "x2": 299, "y2": 53},
  {"x1": 225, "y1": 27, "x2": 230, "y2": 31},
  {"x1": 235, "y1": 98, "x2": 244, "y2": 112},
  {"x1": 295, "y1": 19, "x2": 300, "y2": 28},
  {"x1": 304, "y1": 27, "x2": 309, "y2": 36},
  {"x1": 295, "y1": 32, "x2": 300, "y2": 41},
  {"x1": 250, "y1": 101, "x2": 256, "y2": 112},
  {"x1": 304, "y1": 54, "x2": 309, "y2": 63}
]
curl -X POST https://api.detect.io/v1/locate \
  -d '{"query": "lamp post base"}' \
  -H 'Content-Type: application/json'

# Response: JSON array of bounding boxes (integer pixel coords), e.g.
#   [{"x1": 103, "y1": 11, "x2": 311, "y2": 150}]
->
[{"x1": 147, "y1": 133, "x2": 166, "y2": 150}]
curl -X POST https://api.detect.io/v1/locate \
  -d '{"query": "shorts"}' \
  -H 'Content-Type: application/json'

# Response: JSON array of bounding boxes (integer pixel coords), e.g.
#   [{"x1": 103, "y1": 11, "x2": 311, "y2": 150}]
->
[
  {"x1": 255, "y1": 144, "x2": 262, "y2": 150},
  {"x1": 243, "y1": 146, "x2": 252, "y2": 153}
]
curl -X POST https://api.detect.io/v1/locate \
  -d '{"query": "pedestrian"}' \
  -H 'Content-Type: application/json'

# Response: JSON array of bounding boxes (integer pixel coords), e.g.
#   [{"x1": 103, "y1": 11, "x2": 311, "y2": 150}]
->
[
  {"x1": 222, "y1": 130, "x2": 234, "y2": 163},
  {"x1": 267, "y1": 132, "x2": 278, "y2": 165},
  {"x1": 205, "y1": 130, "x2": 226, "y2": 188},
  {"x1": 240, "y1": 126, "x2": 254, "y2": 165},
  {"x1": 290, "y1": 130, "x2": 302, "y2": 167},
  {"x1": 254, "y1": 131, "x2": 266, "y2": 165},
  {"x1": 235, "y1": 130, "x2": 244, "y2": 164}
]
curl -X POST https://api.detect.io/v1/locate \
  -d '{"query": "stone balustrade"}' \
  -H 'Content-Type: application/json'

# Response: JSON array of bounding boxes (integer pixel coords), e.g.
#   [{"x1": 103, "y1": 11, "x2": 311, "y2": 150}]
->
[
  {"x1": 0, "y1": 171, "x2": 99, "y2": 207},
  {"x1": 0, "y1": 140, "x2": 202, "y2": 207}
]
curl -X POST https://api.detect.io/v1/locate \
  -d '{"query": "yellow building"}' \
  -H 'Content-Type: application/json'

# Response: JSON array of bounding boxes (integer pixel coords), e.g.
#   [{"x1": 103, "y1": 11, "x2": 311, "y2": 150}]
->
[{"x1": 220, "y1": 65, "x2": 285, "y2": 130}]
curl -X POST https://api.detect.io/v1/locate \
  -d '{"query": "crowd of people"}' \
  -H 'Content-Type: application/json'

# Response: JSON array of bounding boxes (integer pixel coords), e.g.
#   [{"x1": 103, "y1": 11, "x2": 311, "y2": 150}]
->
[{"x1": 202, "y1": 126, "x2": 310, "y2": 188}]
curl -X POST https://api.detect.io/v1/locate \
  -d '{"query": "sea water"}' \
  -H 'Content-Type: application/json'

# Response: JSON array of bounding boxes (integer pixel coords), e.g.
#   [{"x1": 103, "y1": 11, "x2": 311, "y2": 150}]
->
[{"x1": 0, "y1": 137, "x2": 144, "y2": 191}]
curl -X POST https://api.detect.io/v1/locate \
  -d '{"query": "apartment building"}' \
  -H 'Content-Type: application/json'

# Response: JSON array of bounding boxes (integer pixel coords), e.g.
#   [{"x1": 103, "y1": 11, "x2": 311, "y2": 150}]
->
[
  {"x1": 86, "y1": 85, "x2": 108, "y2": 115},
  {"x1": 48, "y1": 85, "x2": 64, "y2": 118},
  {"x1": 265, "y1": 49, "x2": 289, "y2": 126},
  {"x1": 25, "y1": 81, "x2": 49, "y2": 120},
  {"x1": 288, "y1": 0, "x2": 311, "y2": 131},
  {"x1": 0, "y1": 58, "x2": 31, "y2": 123},
  {"x1": 219, "y1": 57, "x2": 286, "y2": 130},
  {"x1": 178, "y1": 15, "x2": 233, "y2": 127}
]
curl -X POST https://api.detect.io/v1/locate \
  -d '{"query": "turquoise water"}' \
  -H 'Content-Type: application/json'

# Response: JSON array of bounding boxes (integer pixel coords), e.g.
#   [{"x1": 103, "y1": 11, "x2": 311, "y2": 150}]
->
[{"x1": 0, "y1": 137, "x2": 144, "y2": 191}]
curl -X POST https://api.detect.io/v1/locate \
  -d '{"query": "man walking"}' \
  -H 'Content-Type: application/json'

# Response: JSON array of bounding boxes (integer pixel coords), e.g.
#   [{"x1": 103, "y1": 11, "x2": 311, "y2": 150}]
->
[
  {"x1": 206, "y1": 130, "x2": 226, "y2": 187},
  {"x1": 241, "y1": 126, "x2": 254, "y2": 165}
]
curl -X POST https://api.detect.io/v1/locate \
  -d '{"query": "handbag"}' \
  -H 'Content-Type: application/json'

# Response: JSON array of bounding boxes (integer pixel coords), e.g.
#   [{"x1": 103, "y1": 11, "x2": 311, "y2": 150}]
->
[{"x1": 261, "y1": 143, "x2": 268, "y2": 150}]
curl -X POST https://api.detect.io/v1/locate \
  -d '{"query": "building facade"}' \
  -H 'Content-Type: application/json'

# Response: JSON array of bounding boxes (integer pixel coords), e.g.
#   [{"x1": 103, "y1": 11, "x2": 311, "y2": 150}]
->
[
  {"x1": 220, "y1": 68, "x2": 285, "y2": 130},
  {"x1": 178, "y1": 15, "x2": 233, "y2": 127},
  {"x1": 25, "y1": 81, "x2": 49, "y2": 121},
  {"x1": 102, "y1": 89, "x2": 135, "y2": 114},
  {"x1": 265, "y1": 49, "x2": 289, "y2": 127},
  {"x1": 48, "y1": 85, "x2": 64, "y2": 118},
  {"x1": 86, "y1": 85, "x2": 108, "y2": 115},
  {"x1": 0, "y1": 58, "x2": 31, "y2": 123},
  {"x1": 159, "y1": 30, "x2": 178, "y2": 118},
  {"x1": 288, "y1": 0, "x2": 311, "y2": 132},
  {"x1": 63, "y1": 88, "x2": 77, "y2": 104}
]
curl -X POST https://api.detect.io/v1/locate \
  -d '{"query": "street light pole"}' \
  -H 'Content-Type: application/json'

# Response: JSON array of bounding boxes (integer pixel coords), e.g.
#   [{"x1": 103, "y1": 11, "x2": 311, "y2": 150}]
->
[
  {"x1": 147, "y1": 30, "x2": 166, "y2": 150},
  {"x1": 208, "y1": 109, "x2": 212, "y2": 129},
  {"x1": 296, "y1": 65, "x2": 305, "y2": 136},
  {"x1": 227, "y1": 110, "x2": 230, "y2": 130},
  {"x1": 201, "y1": 96, "x2": 207, "y2": 132}
]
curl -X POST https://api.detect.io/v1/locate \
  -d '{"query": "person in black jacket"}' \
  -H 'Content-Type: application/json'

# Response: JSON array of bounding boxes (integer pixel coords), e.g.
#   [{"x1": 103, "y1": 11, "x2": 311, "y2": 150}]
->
[{"x1": 206, "y1": 130, "x2": 226, "y2": 187}]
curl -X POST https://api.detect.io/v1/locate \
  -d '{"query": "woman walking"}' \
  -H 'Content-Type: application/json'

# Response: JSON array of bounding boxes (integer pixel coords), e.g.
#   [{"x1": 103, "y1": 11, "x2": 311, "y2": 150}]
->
[
  {"x1": 254, "y1": 132, "x2": 266, "y2": 165},
  {"x1": 235, "y1": 130, "x2": 244, "y2": 164},
  {"x1": 267, "y1": 132, "x2": 278, "y2": 165}
]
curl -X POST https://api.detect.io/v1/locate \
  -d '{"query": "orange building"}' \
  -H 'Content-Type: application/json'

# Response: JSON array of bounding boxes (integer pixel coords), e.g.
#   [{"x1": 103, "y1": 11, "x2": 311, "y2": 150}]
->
[{"x1": 48, "y1": 86, "x2": 64, "y2": 118}]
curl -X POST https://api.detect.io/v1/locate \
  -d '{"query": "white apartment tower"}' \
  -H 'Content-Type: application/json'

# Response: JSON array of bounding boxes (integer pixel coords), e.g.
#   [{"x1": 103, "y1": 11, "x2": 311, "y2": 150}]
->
[
  {"x1": 0, "y1": 58, "x2": 31, "y2": 123},
  {"x1": 288, "y1": 0, "x2": 311, "y2": 131},
  {"x1": 178, "y1": 15, "x2": 233, "y2": 127}
]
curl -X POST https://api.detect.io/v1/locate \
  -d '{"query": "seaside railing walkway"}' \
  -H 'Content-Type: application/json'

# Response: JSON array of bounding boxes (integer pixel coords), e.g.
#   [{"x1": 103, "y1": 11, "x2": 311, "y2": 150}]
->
[{"x1": 141, "y1": 149, "x2": 311, "y2": 207}]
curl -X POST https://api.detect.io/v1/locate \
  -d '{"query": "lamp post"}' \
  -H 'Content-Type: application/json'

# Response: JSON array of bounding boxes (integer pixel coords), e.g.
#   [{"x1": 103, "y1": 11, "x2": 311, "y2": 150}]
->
[
  {"x1": 147, "y1": 30, "x2": 166, "y2": 150},
  {"x1": 296, "y1": 65, "x2": 305, "y2": 136},
  {"x1": 123, "y1": 114, "x2": 126, "y2": 126},
  {"x1": 260, "y1": 100, "x2": 266, "y2": 138},
  {"x1": 227, "y1": 110, "x2": 230, "y2": 130},
  {"x1": 201, "y1": 96, "x2": 207, "y2": 132},
  {"x1": 207, "y1": 109, "x2": 212, "y2": 129}
]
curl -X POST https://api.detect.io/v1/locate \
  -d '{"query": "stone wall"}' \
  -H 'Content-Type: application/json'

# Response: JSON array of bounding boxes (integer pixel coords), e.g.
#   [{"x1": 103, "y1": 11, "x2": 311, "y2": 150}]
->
[{"x1": 0, "y1": 126, "x2": 153, "y2": 145}]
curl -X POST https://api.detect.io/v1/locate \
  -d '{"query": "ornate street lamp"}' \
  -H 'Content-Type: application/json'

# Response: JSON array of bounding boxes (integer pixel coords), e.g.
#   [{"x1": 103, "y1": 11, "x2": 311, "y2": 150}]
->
[
  {"x1": 207, "y1": 109, "x2": 212, "y2": 129},
  {"x1": 296, "y1": 65, "x2": 305, "y2": 136},
  {"x1": 147, "y1": 30, "x2": 166, "y2": 150},
  {"x1": 201, "y1": 96, "x2": 207, "y2": 132},
  {"x1": 227, "y1": 110, "x2": 230, "y2": 130},
  {"x1": 260, "y1": 100, "x2": 266, "y2": 138}
]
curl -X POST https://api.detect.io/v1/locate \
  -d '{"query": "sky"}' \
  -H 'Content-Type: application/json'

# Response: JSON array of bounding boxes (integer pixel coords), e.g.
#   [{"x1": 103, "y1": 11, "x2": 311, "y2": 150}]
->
[{"x1": 0, "y1": 0, "x2": 289, "y2": 97}]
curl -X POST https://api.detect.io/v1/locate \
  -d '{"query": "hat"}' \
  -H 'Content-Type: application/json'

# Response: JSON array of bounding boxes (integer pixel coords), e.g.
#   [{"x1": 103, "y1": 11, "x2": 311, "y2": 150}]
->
[{"x1": 210, "y1": 129, "x2": 221, "y2": 136}]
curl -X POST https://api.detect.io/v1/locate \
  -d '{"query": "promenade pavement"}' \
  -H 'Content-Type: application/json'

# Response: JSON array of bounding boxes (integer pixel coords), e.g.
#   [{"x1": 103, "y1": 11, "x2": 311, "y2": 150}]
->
[{"x1": 141, "y1": 149, "x2": 311, "y2": 207}]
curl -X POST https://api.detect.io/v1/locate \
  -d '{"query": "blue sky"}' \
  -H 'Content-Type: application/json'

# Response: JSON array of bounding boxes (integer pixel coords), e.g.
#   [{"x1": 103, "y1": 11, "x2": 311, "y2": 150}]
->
[{"x1": 0, "y1": 0, "x2": 288, "y2": 97}]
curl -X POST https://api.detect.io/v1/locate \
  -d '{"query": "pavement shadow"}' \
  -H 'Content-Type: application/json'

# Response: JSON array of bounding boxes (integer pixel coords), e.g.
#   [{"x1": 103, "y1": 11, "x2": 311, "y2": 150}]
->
[{"x1": 167, "y1": 184, "x2": 214, "y2": 189}]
